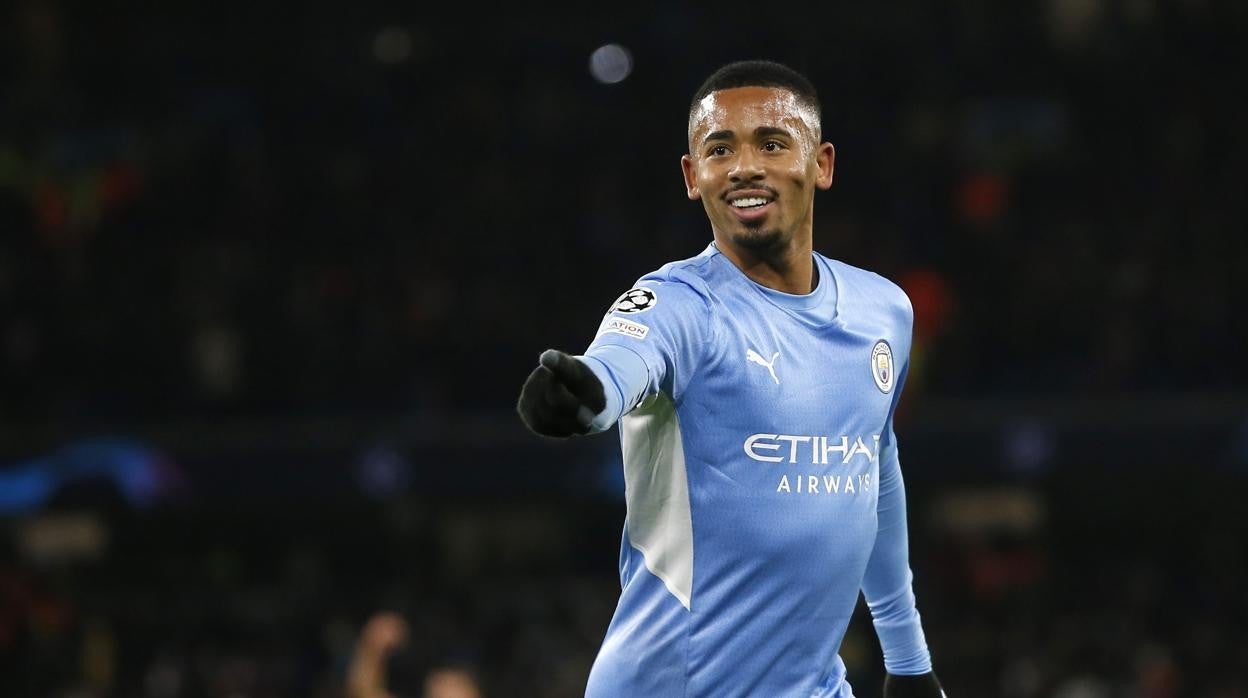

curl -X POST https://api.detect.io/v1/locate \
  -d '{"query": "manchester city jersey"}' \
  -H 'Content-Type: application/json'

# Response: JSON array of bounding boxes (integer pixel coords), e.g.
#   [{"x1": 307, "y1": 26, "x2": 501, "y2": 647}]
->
[{"x1": 579, "y1": 243, "x2": 932, "y2": 697}]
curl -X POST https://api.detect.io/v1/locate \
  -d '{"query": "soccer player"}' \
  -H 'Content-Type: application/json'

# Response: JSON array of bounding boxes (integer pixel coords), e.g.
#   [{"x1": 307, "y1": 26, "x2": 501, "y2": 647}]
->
[{"x1": 518, "y1": 60, "x2": 945, "y2": 698}]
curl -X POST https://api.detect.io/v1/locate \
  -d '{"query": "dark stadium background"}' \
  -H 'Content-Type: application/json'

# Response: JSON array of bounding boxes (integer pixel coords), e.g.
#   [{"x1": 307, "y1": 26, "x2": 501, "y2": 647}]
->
[{"x1": 2, "y1": 1, "x2": 1246, "y2": 696}]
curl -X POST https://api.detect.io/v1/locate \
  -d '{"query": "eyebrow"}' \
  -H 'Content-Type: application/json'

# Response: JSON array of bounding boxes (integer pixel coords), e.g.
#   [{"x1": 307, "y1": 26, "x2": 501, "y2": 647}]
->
[
  {"x1": 754, "y1": 126, "x2": 793, "y2": 140},
  {"x1": 701, "y1": 126, "x2": 795, "y2": 145}
]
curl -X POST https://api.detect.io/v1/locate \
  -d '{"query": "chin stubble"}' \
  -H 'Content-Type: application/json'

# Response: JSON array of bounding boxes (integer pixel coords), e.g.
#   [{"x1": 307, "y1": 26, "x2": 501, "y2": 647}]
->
[{"x1": 731, "y1": 227, "x2": 784, "y2": 252}]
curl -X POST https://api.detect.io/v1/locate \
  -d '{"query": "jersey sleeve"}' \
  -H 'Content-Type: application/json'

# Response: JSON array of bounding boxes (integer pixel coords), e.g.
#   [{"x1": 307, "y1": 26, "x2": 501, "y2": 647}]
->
[
  {"x1": 860, "y1": 311, "x2": 935, "y2": 675},
  {"x1": 576, "y1": 279, "x2": 711, "y2": 433}
]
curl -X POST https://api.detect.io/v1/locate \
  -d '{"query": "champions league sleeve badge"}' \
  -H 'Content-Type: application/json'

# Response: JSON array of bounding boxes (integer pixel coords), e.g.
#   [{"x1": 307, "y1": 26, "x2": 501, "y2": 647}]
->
[
  {"x1": 871, "y1": 340, "x2": 894, "y2": 393},
  {"x1": 608, "y1": 287, "x2": 657, "y2": 314}
]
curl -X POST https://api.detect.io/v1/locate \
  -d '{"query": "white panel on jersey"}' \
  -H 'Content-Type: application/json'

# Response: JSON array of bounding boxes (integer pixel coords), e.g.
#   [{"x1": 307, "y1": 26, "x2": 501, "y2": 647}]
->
[{"x1": 620, "y1": 393, "x2": 694, "y2": 610}]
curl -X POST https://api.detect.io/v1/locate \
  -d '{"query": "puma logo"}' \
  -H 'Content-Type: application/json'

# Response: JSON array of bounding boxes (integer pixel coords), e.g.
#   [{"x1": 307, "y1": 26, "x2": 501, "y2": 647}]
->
[{"x1": 746, "y1": 348, "x2": 780, "y2": 384}]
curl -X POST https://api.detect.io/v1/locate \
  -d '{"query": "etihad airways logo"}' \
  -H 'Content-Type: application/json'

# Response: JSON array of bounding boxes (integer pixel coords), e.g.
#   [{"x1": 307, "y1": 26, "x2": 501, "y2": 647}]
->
[
  {"x1": 745, "y1": 433, "x2": 881, "y2": 495},
  {"x1": 743, "y1": 433, "x2": 881, "y2": 465}
]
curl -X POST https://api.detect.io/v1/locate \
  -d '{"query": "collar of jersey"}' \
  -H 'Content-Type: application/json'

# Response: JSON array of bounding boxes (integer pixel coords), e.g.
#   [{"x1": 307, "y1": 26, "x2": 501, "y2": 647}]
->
[{"x1": 706, "y1": 243, "x2": 842, "y2": 325}]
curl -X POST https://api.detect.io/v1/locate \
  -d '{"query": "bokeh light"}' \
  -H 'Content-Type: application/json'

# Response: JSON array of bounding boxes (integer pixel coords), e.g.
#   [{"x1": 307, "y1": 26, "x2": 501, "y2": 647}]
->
[
  {"x1": 372, "y1": 26, "x2": 412, "y2": 64},
  {"x1": 589, "y1": 44, "x2": 633, "y2": 84}
]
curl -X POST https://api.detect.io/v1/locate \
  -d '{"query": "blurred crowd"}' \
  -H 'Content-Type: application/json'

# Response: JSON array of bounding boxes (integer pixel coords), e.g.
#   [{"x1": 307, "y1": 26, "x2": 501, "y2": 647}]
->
[
  {"x1": 2, "y1": 481, "x2": 1246, "y2": 698},
  {"x1": 1, "y1": 0, "x2": 1244, "y2": 425}
]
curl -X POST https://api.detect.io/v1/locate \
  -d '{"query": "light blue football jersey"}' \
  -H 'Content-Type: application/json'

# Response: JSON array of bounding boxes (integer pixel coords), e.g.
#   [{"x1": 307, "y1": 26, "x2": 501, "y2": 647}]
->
[{"x1": 578, "y1": 243, "x2": 932, "y2": 698}]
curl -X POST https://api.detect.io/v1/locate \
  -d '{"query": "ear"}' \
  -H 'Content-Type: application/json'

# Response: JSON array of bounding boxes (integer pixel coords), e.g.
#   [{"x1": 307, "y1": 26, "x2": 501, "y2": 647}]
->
[
  {"x1": 681, "y1": 154, "x2": 701, "y2": 200},
  {"x1": 815, "y1": 142, "x2": 835, "y2": 190}
]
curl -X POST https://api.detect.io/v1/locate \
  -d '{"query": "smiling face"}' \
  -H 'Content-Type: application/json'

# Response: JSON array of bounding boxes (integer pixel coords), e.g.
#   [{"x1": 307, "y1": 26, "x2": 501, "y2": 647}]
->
[{"x1": 681, "y1": 86, "x2": 834, "y2": 257}]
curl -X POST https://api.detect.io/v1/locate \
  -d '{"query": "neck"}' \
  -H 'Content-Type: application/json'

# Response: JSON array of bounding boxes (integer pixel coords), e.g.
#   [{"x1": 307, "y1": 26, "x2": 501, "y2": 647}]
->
[{"x1": 713, "y1": 232, "x2": 816, "y2": 294}]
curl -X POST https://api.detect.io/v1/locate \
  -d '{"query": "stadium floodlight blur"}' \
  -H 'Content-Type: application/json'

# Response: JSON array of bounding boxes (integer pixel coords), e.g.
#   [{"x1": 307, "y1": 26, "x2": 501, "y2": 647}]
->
[
  {"x1": 589, "y1": 44, "x2": 633, "y2": 84},
  {"x1": 0, "y1": 440, "x2": 185, "y2": 514}
]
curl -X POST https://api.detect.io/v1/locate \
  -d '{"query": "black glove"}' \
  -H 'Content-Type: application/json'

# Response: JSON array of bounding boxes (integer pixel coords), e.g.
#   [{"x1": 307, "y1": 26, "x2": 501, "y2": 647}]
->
[
  {"x1": 517, "y1": 349, "x2": 607, "y2": 437},
  {"x1": 884, "y1": 672, "x2": 945, "y2": 698}
]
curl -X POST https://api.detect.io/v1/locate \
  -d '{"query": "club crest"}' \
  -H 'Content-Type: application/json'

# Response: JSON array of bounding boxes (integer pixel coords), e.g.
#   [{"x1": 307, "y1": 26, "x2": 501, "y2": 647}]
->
[{"x1": 871, "y1": 340, "x2": 894, "y2": 393}]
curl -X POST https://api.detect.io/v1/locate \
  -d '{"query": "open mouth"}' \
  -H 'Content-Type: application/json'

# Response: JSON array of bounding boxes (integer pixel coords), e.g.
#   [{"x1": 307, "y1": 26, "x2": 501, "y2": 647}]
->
[
  {"x1": 730, "y1": 196, "x2": 771, "y2": 209},
  {"x1": 726, "y1": 191, "x2": 776, "y2": 221}
]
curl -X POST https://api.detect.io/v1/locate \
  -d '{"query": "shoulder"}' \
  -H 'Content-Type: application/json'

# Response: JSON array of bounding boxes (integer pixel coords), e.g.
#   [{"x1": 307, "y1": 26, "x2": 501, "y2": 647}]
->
[
  {"x1": 819, "y1": 254, "x2": 913, "y2": 328},
  {"x1": 593, "y1": 248, "x2": 720, "y2": 358},
  {"x1": 616, "y1": 246, "x2": 724, "y2": 315}
]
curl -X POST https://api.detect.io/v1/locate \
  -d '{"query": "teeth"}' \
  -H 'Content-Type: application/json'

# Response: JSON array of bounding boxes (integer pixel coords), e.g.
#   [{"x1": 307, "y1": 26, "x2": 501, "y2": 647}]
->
[{"x1": 731, "y1": 197, "x2": 769, "y2": 208}]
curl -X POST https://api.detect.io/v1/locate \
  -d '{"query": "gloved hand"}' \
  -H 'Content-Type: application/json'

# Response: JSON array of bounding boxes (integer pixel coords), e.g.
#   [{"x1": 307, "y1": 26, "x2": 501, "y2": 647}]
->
[
  {"x1": 517, "y1": 349, "x2": 607, "y2": 437},
  {"x1": 884, "y1": 672, "x2": 945, "y2": 698}
]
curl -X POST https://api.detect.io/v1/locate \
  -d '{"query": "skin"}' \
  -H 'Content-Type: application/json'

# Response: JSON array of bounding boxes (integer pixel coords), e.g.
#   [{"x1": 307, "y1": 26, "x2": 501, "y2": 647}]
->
[
  {"x1": 423, "y1": 669, "x2": 483, "y2": 698},
  {"x1": 681, "y1": 86, "x2": 835, "y2": 294},
  {"x1": 346, "y1": 612, "x2": 408, "y2": 698}
]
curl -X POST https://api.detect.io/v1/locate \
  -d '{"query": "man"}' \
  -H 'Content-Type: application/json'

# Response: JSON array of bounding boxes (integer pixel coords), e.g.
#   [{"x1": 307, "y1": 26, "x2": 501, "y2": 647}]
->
[{"x1": 518, "y1": 60, "x2": 945, "y2": 698}]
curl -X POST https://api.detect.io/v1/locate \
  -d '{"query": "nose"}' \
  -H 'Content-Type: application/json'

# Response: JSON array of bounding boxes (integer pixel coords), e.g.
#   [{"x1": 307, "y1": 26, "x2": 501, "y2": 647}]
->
[{"x1": 728, "y1": 148, "x2": 764, "y2": 183}]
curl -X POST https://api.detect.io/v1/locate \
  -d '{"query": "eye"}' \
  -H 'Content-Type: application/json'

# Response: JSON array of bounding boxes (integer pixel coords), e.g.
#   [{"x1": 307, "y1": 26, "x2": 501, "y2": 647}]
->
[
  {"x1": 762, "y1": 140, "x2": 786, "y2": 152},
  {"x1": 708, "y1": 144, "x2": 730, "y2": 157}
]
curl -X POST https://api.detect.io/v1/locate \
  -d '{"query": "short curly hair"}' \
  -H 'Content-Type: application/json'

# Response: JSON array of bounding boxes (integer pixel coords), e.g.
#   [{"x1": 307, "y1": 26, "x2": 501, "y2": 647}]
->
[{"x1": 688, "y1": 60, "x2": 822, "y2": 144}]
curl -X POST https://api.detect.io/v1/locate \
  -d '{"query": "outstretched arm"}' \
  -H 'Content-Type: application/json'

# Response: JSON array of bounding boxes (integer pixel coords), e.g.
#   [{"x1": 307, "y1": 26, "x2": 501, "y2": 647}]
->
[{"x1": 518, "y1": 280, "x2": 709, "y2": 437}]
